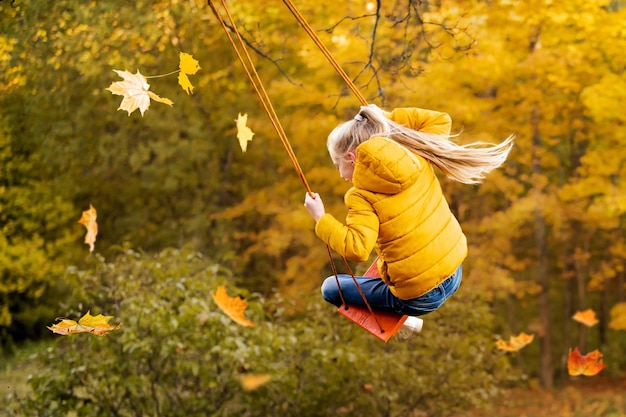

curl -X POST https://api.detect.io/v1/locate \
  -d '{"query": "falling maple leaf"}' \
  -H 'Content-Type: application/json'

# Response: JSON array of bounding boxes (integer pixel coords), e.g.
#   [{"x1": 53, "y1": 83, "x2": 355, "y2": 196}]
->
[
  {"x1": 78, "y1": 204, "x2": 98, "y2": 252},
  {"x1": 211, "y1": 285, "x2": 255, "y2": 327},
  {"x1": 567, "y1": 347, "x2": 605, "y2": 376},
  {"x1": 239, "y1": 373, "x2": 271, "y2": 391},
  {"x1": 106, "y1": 69, "x2": 173, "y2": 116},
  {"x1": 495, "y1": 332, "x2": 534, "y2": 352},
  {"x1": 572, "y1": 308, "x2": 599, "y2": 327},
  {"x1": 48, "y1": 311, "x2": 122, "y2": 336},
  {"x1": 608, "y1": 302, "x2": 626, "y2": 331},
  {"x1": 178, "y1": 52, "x2": 201, "y2": 94},
  {"x1": 362, "y1": 383, "x2": 374, "y2": 393},
  {"x1": 235, "y1": 113, "x2": 255, "y2": 152}
]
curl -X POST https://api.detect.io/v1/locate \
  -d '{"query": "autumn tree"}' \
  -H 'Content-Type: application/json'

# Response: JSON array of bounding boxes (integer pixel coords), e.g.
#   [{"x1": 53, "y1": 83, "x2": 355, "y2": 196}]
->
[{"x1": 420, "y1": 0, "x2": 626, "y2": 386}]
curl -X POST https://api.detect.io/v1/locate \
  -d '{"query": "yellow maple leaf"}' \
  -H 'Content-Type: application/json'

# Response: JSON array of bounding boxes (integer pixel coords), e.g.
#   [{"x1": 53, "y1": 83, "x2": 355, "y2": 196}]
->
[
  {"x1": 211, "y1": 285, "x2": 255, "y2": 327},
  {"x1": 235, "y1": 113, "x2": 255, "y2": 152},
  {"x1": 239, "y1": 373, "x2": 272, "y2": 391},
  {"x1": 178, "y1": 52, "x2": 201, "y2": 94},
  {"x1": 106, "y1": 69, "x2": 173, "y2": 116},
  {"x1": 495, "y1": 332, "x2": 534, "y2": 352},
  {"x1": 48, "y1": 311, "x2": 122, "y2": 337},
  {"x1": 572, "y1": 308, "x2": 599, "y2": 327},
  {"x1": 77, "y1": 204, "x2": 98, "y2": 252},
  {"x1": 609, "y1": 302, "x2": 626, "y2": 330}
]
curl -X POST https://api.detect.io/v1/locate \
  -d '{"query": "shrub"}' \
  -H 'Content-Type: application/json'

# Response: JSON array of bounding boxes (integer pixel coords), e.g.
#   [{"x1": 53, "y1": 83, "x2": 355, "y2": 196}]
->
[{"x1": 6, "y1": 247, "x2": 509, "y2": 417}]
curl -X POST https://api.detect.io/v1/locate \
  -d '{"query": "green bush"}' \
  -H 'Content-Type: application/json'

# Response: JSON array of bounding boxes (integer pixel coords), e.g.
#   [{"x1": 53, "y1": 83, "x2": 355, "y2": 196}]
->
[{"x1": 5, "y1": 247, "x2": 510, "y2": 417}]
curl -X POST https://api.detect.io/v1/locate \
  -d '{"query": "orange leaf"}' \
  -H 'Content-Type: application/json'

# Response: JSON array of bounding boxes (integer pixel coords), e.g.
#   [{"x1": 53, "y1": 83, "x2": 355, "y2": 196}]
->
[
  {"x1": 211, "y1": 285, "x2": 255, "y2": 327},
  {"x1": 567, "y1": 347, "x2": 605, "y2": 376},
  {"x1": 48, "y1": 311, "x2": 122, "y2": 337},
  {"x1": 235, "y1": 113, "x2": 255, "y2": 152},
  {"x1": 495, "y1": 332, "x2": 534, "y2": 352},
  {"x1": 78, "y1": 204, "x2": 98, "y2": 252},
  {"x1": 239, "y1": 373, "x2": 271, "y2": 391},
  {"x1": 572, "y1": 309, "x2": 599, "y2": 327}
]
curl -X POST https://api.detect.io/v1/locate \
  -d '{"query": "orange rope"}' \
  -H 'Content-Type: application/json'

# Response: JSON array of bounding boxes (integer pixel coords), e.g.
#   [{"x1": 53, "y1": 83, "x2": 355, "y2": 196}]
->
[
  {"x1": 281, "y1": 0, "x2": 368, "y2": 107},
  {"x1": 338, "y1": 255, "x2": 385, "y2": 332},
  {"x1": 281, "y1": 1, "x2": 386, "y2": 329},
  {"x1": 208, "y1": 0, "x2": 385, "y2": 334},
  {"x1": 208, "y1": 0, "x2": 312, "y2": 194}
]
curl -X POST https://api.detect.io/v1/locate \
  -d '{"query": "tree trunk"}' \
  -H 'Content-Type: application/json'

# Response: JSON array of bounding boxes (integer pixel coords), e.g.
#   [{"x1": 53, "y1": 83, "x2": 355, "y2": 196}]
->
[
  {"x1": 535, "y1": 209, "x2": 553, "y2": 388},
  {"x1": 574, "y1": 240, "x2": 589, "y2": 350},
  {"x1": 531, "y1": 108, "x2": 553, "y2": 389},
  {"x1": 560, "y1": 266, "x2": 575, "y2": 384}
]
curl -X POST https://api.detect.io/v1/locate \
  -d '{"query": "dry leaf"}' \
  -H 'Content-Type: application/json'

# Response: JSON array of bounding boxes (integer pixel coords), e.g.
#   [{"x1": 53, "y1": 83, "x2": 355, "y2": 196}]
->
[
  {"x1": 495, "y1": 332, "x2": 534, "y2": 352},
  {"x1": 48, "y1": 311, "x2": 122, "y2": 336},
  {"x1": 608, "y1": 302, "x2": 626, "y2": 331},
  {"x1": 78, "y1": 204, "x2": 98, "y2": 252},
  {"x1": 178, "y1": 52, "x2": 201, "y2": 94},
  {"x1": 211, "y1": 285, "x2": 255, "y2": 327},
  {"x1": 567, "y1": 347, "x2": 605, "y2": 376},
  {"x1": 362, "y1": 383, "x2": 374, "y2": 393},
  {"x1": 239, "y1": 373, "x2": 271, "y2": 391},
  {"x1": 572, "y1": 309, "x2": 599, "y2": 327},
  {"x1": 235, "y1": 113, "x2": 255, "y2": 152},
  {"x1": 106, "y1": 69, "x2": 173, "y2": 116}
]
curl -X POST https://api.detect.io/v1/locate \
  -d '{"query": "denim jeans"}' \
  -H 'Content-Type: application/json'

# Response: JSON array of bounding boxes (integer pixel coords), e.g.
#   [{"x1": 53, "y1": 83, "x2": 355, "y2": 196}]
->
[{"x1": 321, "y1": 264, "x2": 462, "y2": 317}]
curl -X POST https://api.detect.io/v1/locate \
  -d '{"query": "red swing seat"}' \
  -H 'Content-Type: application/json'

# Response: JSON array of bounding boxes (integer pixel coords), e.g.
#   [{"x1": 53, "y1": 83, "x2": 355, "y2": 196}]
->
[{"x1": 336, "y1": 259, "x2": 408, "y2": 342}]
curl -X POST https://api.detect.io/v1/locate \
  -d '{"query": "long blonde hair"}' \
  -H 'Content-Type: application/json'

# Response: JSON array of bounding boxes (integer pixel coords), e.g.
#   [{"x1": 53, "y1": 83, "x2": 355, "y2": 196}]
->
[{"x1": 327, "y1": 105, "x2": 514, "y2": 185}]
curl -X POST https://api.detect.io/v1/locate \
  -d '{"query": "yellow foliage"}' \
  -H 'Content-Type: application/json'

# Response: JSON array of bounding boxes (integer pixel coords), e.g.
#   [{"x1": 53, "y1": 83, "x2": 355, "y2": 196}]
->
[
  {"x1": 581, "y1": 73, "x2": 626, "y2": 123},
  {"x1": 608, "y1": 302, "x2": 626, "y2": 331}
]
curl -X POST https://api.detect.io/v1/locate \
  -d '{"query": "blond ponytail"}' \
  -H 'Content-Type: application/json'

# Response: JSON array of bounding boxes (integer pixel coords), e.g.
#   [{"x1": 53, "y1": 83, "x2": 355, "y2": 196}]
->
[{"x1": 327, "y1": 105, "x2": 514, "y2": 184}]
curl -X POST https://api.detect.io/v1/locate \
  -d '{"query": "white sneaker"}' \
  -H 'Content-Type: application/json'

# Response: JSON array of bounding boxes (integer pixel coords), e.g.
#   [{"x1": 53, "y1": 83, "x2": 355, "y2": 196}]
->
[{"x1": 396, "y1": 316, "x2": 424, "y2": 340}]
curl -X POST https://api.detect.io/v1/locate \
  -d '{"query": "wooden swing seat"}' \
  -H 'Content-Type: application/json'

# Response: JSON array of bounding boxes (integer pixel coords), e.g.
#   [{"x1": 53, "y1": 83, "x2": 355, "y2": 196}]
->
[{"x1": 336, "y1": 260, "x2": 408, "y2": 343}]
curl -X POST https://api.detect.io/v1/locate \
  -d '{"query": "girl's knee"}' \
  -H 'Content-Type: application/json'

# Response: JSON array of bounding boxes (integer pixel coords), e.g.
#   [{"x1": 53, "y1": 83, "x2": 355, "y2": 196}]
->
[{"x1": 321, "y1": 276, "x2": 341, "y2": 306}]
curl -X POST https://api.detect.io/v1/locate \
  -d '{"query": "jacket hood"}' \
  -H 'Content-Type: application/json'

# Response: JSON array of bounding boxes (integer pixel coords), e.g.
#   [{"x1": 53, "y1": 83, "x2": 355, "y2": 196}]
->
[{"x1": 352, "y1": 136, "x2": 422, "y2": 194}]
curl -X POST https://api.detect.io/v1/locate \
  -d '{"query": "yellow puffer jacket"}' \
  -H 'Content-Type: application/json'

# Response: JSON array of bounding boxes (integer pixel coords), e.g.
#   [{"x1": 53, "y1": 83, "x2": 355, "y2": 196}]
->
[{"x1": 315, "y1": 107, "x2": 467, "y2": 299}]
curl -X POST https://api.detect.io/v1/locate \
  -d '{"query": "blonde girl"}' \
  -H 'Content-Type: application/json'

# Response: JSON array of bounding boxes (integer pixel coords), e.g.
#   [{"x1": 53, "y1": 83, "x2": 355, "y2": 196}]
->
[{"x1": 304, "y1": 104, "x2": 514, "y2": 339}]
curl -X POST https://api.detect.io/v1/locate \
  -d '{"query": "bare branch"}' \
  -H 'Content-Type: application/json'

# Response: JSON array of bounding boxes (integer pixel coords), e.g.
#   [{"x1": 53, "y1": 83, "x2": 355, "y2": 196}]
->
[
  {"x1": 207, "y1": 5, "x2": 303, "y2": 86},
  {"x1": 323, "y1": 13, "x2": 377, "y2": 33}
]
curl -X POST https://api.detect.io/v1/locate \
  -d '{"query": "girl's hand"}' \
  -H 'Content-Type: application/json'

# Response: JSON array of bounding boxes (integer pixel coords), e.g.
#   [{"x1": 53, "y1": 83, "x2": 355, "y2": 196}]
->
[{"x1": 304, "y1": 192, "x2": 325, "y2": 221}]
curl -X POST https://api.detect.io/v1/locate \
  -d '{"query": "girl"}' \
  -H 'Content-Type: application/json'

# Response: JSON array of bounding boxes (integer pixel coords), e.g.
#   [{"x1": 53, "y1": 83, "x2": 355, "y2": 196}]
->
[{"x1": 304, "y1": 104, "x2": 514, "y2": 340}]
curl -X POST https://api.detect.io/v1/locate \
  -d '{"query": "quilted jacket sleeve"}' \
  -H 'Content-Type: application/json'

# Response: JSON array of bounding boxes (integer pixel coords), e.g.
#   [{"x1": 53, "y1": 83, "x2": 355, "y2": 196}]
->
[
  {"x1": 314, "y1": 190, "x2": 379, "y2": 262},
  {"x1": 383, "y1": 107, "x2": 452, "y2": 136}
]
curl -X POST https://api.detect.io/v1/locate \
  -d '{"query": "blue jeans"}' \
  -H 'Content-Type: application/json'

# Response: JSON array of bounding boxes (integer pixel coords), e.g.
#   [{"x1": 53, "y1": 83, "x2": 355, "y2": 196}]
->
[{"x1": 321, "y1": 265, "x2": 462, "y2": 317}]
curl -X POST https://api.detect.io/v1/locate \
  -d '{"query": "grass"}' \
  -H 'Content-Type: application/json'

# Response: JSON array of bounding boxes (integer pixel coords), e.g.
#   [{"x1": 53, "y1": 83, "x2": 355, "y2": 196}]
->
[
  {"x1": 1, "y1": 340, "x2": 54, "y2": 415},
  {"x1": 1, "y1": 341, "x2": 625, "y2": 417},
  {"x1": 461, "y1": 376, "x2": 626, "y2": 417}
]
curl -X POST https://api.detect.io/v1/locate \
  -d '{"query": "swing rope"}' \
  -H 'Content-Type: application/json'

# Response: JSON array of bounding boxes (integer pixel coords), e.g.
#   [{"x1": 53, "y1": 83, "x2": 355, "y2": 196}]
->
[
  {"x1": 208, "y1": 0, "x2": 386, "y2": 334},
  {"x1": 208, "y1": 0, "x2": 312, "y2": 194}
]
